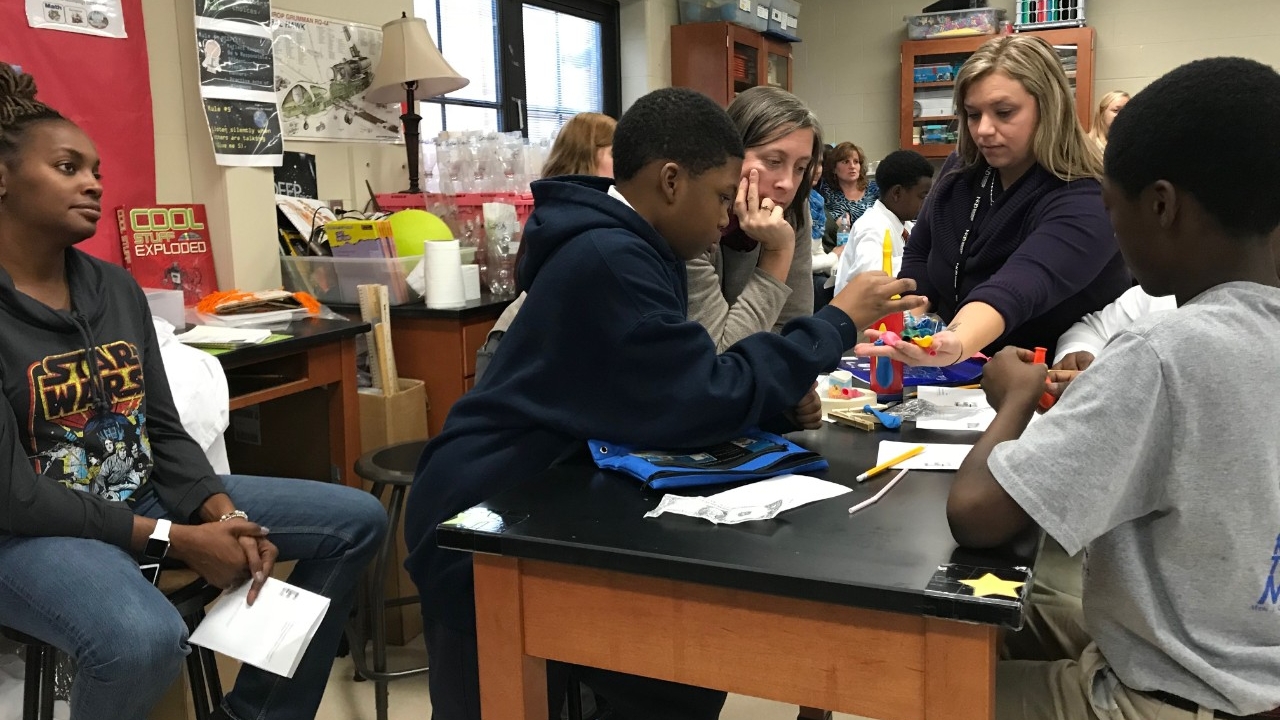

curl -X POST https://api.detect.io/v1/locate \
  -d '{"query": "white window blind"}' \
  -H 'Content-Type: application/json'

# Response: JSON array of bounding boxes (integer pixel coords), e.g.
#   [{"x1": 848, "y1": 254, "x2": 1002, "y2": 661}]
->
[{"x1": 522, "y1": 5, "x2": 604, "y2": 142}]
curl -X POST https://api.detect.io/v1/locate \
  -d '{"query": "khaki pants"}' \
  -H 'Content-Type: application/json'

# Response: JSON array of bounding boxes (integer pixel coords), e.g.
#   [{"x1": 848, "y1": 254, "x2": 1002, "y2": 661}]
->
[
  {"x1": 997, "y1": 540, "x2": 1229, "y2": 720},
  {"x1": 998, "y1": 643, "x2": 1214, "y2": 720},
  {"x1": 1003, "y1": 536, "x2": 1092, "y2": 662}
]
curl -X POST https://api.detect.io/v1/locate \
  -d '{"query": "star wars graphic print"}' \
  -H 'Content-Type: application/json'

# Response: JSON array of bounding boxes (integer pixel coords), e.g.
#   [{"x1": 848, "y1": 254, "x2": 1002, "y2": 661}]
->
[{"x1": 27, "y1": 341, "x2": 153, "y2": 501}]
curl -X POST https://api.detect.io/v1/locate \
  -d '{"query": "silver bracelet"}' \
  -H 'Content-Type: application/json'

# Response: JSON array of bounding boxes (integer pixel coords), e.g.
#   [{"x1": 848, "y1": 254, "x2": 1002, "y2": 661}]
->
[{"x1": 218, "y1": 510, "x2": 249, "y2": 523}]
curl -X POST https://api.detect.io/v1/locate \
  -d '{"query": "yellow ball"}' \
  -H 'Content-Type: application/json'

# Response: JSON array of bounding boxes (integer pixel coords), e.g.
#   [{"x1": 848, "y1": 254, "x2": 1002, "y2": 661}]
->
[{"x1": 389, "y1": 209, "x2": 453, "y2": 257}]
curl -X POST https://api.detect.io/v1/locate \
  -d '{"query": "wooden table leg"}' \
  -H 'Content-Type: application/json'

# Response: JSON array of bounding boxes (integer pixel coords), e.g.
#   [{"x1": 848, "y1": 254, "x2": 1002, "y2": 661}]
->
[
  {"x1": 797, "y1": 707, "x2": 832, "y2": 720},
  {"x1": 326, "y1": 337, "x2": 362, "y2": 487},
  {"x1": 474, "y1": 554, "x2": 548, "y2": 719},
  {"x1": 924, "y1": 617, "x2": 998, "y2": 720}
]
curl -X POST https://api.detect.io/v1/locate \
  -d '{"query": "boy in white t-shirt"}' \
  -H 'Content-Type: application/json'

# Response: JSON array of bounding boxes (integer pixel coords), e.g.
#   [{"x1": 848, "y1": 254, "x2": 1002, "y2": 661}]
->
[
  {"x1": 832, "y1": 150, "x2": 933, "y2": 292},
  {"x1": 948, "y1": 57, "x2": 1280, "y2": 720},
  {"x1": 1050, "y1": 230, "x2": 1279, "y2": 380}
]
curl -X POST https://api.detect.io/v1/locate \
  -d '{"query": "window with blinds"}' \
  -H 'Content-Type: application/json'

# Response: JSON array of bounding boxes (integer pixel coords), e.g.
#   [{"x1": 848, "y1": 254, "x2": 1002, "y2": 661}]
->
[
  {"x1": 413, "y1": 0, "x2": 501, "y2": 133},
  {"x1": 523, "y1": 5, "x2": 604, "y2": 142},
  {"x1": 410, "y1": 0, "x2": 618, "y2": 137}
]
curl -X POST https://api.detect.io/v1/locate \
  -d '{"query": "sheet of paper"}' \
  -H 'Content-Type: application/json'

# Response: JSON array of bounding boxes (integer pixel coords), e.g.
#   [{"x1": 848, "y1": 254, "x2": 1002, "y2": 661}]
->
[
  {"x1": 914, "y1": 386, "x2": 997, "y2": 431},
  {"x1": 876, "y1": 440, "x2": 973, "y2": 471},
  {"x1": 175, "y1": 325, "x2": 272, "y2": 347},
  {"x1": 645, "y1": 474, "x2": 852, "y2": 525},
  {"x1": 189, "y1": 578, "x2": 330, "y2": 678}
]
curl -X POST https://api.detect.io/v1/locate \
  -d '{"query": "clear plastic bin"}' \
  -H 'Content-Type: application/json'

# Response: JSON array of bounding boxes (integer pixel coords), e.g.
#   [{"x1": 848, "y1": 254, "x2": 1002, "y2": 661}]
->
[
  {"x1": 905, "y1": 8, "x2": 1006, "y2": 41},
  {"x1": 280, "y1": 255, "x2": 423, "y2": 306},
  {"x1": 766, "y1": 0, "x2": 800, "y2": 40},
  {"x1": 679, "y1": 0, "x2": 769, "y2": 33}
]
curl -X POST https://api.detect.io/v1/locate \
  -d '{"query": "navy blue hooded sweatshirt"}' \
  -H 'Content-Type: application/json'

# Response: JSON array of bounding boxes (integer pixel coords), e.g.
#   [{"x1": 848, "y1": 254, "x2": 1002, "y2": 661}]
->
[{"x1": 404, "y1": 177, "x2": 860, "y2": 632}]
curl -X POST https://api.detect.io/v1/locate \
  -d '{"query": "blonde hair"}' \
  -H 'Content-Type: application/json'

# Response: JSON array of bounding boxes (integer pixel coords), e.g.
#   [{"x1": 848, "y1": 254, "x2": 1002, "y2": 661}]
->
[
  {"x1": 1087, "y1": 90, "x2": 1129, "y2": 147},
  {"x1": 541, "y1": 112, "x2": 616, "y2": 178},
  {"x1": 953, "y1": 35, "x2": 1102, "y2": 181},
  {"x1": 821, "y1": 142, "x2": 869, "y2": 193}
]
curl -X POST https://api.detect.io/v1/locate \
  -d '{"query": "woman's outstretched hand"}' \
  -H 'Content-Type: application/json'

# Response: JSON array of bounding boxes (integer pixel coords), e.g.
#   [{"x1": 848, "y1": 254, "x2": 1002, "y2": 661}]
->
[{"x1": 853, "y1": 327, "x2": 965, "y2": 367}]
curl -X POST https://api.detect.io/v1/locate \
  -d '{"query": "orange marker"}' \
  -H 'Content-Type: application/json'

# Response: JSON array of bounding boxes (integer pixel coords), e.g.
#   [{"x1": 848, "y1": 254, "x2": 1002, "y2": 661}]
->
[{"x1": 1032, "y1": 347, "x2": 1056, "y2": 411}]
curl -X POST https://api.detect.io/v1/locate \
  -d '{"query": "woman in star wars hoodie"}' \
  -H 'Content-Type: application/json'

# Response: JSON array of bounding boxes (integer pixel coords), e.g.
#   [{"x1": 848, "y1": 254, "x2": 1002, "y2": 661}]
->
[{"x1": 0, "y1": 63, "x2": 386, "y2": 720}]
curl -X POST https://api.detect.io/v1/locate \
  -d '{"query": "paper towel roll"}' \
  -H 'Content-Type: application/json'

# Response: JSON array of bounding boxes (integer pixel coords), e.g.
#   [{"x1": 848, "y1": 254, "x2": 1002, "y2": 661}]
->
[
  {"x1": 461, "y1": 264, "x2": 481, "y2": 301},
  {"x1": 423, "y1": 240, "x2": 466, "y2": 309}
]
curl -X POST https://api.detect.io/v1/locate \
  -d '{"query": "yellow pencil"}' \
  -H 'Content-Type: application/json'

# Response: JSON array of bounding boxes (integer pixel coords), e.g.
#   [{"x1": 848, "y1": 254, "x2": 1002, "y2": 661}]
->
[
  {"x1": 857, "y1": 445, "x2": 925, "y2": 483},
  {"x1": 883, "y1": 229, "x2": 900, "y2": 299},
  {"x1": 882, "y1": 228, "x2": 894, "y2": 276}
]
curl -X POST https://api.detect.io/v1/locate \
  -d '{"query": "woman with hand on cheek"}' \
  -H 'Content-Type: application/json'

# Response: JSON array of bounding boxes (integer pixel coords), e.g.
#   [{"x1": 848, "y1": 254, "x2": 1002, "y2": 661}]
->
[{"x1": 687, "y1": 86, "x2": 822, "y2": 351}]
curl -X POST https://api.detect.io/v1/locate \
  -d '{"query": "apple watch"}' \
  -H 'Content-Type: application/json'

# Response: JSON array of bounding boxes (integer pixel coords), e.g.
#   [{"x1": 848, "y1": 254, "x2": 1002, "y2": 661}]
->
[{"x1": 144, "y1": 518, "x2": 172, "y2": 561}]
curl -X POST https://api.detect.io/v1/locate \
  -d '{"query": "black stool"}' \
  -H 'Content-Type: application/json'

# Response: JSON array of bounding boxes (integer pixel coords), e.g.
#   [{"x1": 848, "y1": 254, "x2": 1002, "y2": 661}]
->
[
  {"x1": 2, "y1": 572, "x2": 224, "y2": 720},
  {"x1": 348, "y1": 440, "x2": 430, "y2": 720}
]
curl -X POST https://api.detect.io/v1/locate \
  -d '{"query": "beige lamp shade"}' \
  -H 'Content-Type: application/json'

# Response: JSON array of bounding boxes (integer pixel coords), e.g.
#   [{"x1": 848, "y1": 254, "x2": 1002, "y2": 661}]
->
[{"x1": 366, "y1": 14, "x2": 469, "y2": 104}]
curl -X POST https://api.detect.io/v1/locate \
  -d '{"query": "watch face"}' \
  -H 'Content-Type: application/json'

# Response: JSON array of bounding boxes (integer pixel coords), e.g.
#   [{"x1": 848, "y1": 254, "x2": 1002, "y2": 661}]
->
[{"x1": 144, "y1": 535, "x2": 169, "y2": 560}]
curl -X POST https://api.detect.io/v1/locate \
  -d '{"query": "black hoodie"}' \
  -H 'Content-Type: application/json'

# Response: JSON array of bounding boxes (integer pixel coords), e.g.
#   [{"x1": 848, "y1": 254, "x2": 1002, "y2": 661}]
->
[
  {"x1": 0, "y1": 248, "x2": 224, "y2": 550},
  {"x1": 404, "y1": 177, "x2": 861, "y2": 632}
]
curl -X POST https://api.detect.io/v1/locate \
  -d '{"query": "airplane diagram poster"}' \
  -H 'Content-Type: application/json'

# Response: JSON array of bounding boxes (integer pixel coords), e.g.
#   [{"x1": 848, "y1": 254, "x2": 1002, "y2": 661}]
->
[{"x1": 269, "y1": 11, "x2": 402, "y2": 143}]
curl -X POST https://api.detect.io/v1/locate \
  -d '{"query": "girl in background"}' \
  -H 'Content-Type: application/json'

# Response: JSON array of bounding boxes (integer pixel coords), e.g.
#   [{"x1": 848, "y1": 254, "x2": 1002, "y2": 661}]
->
[
  {"x1": 1086, "y1": 90, "x2": 1129, "y2": 149},
  {"x1": 476, "y1": 112, "x2": 617, "y2": 380}
]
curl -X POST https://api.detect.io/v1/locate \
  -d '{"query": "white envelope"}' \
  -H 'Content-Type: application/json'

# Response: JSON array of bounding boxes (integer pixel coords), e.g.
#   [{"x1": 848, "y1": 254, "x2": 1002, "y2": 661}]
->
[{"x1": 189, "y1": 578, "x2": 330, "y2": 678}]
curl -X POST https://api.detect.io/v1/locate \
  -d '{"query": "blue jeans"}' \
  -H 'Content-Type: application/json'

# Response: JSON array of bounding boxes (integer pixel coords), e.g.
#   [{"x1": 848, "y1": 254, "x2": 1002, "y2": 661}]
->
[{"x1": 0, "y1": 475, "x2": 386, "y2": 720}]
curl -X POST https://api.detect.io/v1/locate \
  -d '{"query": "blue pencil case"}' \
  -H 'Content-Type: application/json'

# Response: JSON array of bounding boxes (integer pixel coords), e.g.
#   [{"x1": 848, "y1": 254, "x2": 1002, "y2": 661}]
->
[{"x1": 588, "y1": 431, "x2": 828, "y2": 490}]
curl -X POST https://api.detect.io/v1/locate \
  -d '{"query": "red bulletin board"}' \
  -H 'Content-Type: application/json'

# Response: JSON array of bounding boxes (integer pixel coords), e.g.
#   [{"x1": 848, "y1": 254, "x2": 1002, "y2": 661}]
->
[{"x1": 0, "y1": 0, "x2": 156, "y2": 265}]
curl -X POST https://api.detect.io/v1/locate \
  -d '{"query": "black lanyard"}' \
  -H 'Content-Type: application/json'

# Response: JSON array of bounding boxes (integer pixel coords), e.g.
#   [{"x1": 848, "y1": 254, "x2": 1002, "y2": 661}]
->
[{"x1": 952, "y1": 166, "x2": 996, "y2": 303}]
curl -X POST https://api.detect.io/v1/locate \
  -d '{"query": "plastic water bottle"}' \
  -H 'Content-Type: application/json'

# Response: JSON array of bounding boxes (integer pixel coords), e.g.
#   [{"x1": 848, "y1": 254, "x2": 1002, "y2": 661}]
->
[{"x1": 836, "y1": 213, "x2": 851, "y2": 248}]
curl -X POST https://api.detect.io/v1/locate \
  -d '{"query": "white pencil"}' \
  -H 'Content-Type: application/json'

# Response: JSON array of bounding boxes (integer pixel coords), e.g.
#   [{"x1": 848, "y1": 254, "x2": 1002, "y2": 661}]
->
[{"x1": 848, "y1": 467, "x2": 910, "y2": 515}]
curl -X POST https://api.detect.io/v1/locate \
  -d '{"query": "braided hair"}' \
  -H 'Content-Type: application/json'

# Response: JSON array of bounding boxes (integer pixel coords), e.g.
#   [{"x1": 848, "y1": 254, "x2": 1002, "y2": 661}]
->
[{"x1": 0, "y1": 62, "x2": 65, "y2": 164}]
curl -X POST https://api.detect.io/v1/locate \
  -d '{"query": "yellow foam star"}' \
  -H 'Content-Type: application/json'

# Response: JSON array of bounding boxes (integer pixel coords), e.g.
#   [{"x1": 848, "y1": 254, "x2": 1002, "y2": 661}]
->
[{"x1": 958, "y1": 573, "x2": 1025, "y2": 599}]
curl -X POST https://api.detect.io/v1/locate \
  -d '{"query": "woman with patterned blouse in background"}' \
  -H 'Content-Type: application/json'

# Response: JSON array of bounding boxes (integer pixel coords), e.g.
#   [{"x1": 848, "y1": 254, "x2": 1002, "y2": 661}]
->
[{"x1": 817, "y1": 141, "x2": 880, "y2": 245}]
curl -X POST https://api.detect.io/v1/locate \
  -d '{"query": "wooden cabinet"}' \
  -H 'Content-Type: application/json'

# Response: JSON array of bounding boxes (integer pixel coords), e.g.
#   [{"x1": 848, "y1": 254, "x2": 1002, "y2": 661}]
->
[
  {"x1": 390, "y1": 314, "x2": 500, "y2": 437},
  {"x1": 672, "y1": 21, "x2": 792, "y2": 106},
  {"x1": 335, "y1": 299, "x2": 510, "y2": 438},
  {"x1": 900, "y1": 27, "x2": 1095, "y2": 159}
]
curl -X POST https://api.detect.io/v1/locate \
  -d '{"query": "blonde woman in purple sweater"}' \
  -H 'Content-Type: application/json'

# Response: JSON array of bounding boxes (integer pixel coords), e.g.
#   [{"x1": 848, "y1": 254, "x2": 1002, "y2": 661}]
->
[{"x1": 857, "y1": 35, "x2": 1128, "y2": 365}]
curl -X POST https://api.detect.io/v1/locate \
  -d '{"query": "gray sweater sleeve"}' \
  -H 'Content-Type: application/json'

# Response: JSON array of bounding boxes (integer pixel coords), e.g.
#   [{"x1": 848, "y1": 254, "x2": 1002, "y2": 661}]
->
[
  {"x1": 686, "y1": 246, "x2": 790, "y2": 353},
  {"x1": 686, "y1": 215, "x2": 815, "y2": 352},
  {"x1": 774, "y1": 212, "x2": 814, "y2": 333}
]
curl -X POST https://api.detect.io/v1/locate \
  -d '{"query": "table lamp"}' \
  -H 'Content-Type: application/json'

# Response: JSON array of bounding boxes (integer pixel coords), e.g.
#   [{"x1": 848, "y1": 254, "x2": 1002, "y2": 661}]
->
[{"x1": 367, "y1": 13, "x2": 469, "y2": 194}]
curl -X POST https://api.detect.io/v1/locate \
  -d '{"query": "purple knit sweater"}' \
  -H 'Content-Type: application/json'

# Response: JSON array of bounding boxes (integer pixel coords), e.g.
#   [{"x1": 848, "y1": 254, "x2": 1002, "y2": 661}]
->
[{"x1": 900, "y1": 153, "x2": 1130, "y2": 358}]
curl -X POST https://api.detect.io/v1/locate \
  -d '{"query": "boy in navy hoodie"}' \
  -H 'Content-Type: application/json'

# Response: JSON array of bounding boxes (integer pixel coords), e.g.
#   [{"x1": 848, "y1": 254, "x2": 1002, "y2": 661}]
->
[{"x1": 405, "y1": 88, "x2": 927, "y2": 719}]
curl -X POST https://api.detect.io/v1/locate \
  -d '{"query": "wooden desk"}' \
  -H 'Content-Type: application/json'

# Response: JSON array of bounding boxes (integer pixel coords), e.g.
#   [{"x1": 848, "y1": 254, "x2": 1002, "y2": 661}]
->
[
  {"x1": 439, "y1": 425, "x2": 1038, "y2": 719},
  {"x1": 216, "y1": 317, "x2": 368, "y2": 487},
  {"x1": 333, "y1": 296, "x2": 512, "y2": 436}
]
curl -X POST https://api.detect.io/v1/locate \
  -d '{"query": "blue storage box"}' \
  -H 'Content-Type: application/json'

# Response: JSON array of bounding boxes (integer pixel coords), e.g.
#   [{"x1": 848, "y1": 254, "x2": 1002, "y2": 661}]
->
[
  {"x1": 913, "y1": 63, "x2": 955, "y2": 83},
  {"x1": 679, "y1": 0, "x2": 769, "y2": 32},
  {"x1": 766, "y1": 0, "x2": 800, "y2": 41}
]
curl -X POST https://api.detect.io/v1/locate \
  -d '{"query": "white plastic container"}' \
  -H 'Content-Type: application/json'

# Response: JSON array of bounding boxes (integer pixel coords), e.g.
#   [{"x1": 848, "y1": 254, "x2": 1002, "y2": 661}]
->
[{"x1": 143, "y1": 288, "x2": 186, "y2": 328}]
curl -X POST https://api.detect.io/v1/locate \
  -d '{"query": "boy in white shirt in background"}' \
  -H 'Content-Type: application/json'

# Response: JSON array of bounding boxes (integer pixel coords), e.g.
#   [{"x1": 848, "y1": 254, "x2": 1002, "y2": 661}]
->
[
  {"x1": 833, "y1": 150, "x2": 934, "y2": 292},
  {"x1": 1053, "y1": 231, "x2": 1279, "y2": 373}
]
